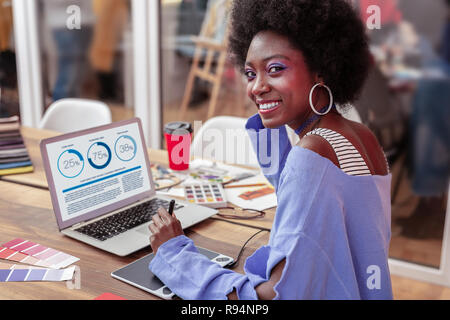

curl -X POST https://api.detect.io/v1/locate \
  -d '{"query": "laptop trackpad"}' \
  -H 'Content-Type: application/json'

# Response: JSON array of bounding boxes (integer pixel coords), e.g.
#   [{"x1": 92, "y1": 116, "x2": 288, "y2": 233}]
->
[{"x1": 135, "y1": 224, "x2": 151, "y2": 236}]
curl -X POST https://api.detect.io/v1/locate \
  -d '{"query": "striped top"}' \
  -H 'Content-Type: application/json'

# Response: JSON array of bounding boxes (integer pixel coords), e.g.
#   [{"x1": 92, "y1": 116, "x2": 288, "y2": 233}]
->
[{"x1": 305, "y1": 128, "x2": 373, "y2": 176}]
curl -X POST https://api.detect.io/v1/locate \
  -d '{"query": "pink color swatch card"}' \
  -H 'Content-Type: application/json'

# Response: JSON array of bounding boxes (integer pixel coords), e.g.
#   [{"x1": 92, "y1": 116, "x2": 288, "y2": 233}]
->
[{"x1": 1, "y1": 238, "x2": 79, "y2": 269}]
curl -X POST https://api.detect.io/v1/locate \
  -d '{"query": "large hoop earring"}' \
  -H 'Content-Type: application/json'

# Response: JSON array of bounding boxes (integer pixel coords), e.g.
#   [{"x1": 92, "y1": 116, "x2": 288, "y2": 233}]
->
[{"x1": 309, "y1": 83, "x2": 334, "y2": 115}]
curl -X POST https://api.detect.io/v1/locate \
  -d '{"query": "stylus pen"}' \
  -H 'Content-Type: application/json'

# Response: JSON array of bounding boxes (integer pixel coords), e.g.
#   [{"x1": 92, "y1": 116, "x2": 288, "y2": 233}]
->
[{"x1": 168, "y1": 199, "x2": 175, "y2": 215}]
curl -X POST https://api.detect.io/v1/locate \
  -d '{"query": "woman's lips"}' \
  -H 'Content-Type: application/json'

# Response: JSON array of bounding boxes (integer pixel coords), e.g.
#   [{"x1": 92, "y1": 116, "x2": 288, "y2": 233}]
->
[{"x1": 257, "y1": 100, "x2": 282, "y2": 114}]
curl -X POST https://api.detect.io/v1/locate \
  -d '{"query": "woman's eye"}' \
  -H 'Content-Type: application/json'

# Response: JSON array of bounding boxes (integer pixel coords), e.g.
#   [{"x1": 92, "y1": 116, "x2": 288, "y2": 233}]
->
[
  {"x1": 245, "y1": 70, "x2": 256, "y2": 80},
  {"x1": 268, "y1": 65, "x2": 285, "y2": 73}
]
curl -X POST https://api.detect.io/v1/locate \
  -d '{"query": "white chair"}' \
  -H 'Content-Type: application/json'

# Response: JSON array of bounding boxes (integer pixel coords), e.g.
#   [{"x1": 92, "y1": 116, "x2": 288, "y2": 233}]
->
[
  {"x1": 191, "y1": 116, "x2": 259, "y2": 168},
  {"x1": 192, "y1": 115, "x2": 304, "y2": 168},
  {"x1": 337, "y1": 104, "x2": 363, "y2": 123},
  {"x1": 39, "y1": 98, "x2": 112, "y2": 133}
]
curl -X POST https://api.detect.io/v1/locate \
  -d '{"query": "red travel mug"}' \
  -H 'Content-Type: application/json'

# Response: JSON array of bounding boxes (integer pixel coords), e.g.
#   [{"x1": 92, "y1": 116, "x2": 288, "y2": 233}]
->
[{"x1": 164, "y1": 122, "x2": 193, "y2": 171}]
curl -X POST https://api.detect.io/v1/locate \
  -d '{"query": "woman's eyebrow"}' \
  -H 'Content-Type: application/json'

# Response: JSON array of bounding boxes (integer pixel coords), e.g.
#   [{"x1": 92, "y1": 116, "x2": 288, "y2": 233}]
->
[
  {"x1": 245, "y1": 54, "x2": 290, "y2": 67},
  {"x1": 263, "y1": 54, "x2": 290, "y2": 62}
]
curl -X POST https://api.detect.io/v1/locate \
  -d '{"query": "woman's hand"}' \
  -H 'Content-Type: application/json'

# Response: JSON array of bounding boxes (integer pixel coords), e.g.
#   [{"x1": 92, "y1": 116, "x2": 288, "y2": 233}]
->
[{"x1": 148, "y1": 206, "x2": 184, "y2": 254}]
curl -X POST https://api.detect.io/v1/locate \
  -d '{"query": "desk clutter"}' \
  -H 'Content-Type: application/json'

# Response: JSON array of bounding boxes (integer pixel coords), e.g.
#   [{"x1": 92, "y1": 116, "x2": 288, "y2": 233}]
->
[
  {"x1": 183, "y1": 183, "x2": 227, "y2": 208},
  {"x1": 0, "y1": 116, "x2": 34, "y2": 176},
  {"x1": 0, "y1": 238, "x2": 79, "y2": 283},
  {"x1": 156, "y1": 159, "x2": 277, "y2": 211},
  {"x1": 150, "y1": 164, "x2": 182, "y2": 190}
]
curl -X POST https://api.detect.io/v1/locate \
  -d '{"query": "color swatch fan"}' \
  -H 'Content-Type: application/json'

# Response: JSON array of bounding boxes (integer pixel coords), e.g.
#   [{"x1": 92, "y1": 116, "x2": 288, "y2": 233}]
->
[
  {"x1": 0, "y1": 238, "x2": 79, "y2": 269},
  {"x1": 0, "y1": 262, "x2": 76, "y2": 283},
  {"x1": 0, "y1": 239, "x2": 79, "y2": 283}
]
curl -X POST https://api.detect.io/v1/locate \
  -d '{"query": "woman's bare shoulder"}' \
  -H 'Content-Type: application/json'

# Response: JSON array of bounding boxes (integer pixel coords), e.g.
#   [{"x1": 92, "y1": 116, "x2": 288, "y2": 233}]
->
[
  {"x1": 297, "y1": 116, "x2": 389, "y2": 175},
  {"x1": 296, "y1": 134, "x2": 340, "y2": 168},
  {"x1": 337, "y1": 118, "x2": 389, "y2": 175}
]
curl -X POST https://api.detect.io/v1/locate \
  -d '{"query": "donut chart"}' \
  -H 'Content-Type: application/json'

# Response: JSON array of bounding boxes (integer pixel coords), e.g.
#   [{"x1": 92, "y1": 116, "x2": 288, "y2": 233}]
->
[
  {"x1": 87, "y1": 142, "x2": 112, "y2": 169},
  {"x1": 114, "y1": 135, "x2": 137, "y2": 162},
  {"x1": 57, "y1": 149, "x2": 84, "y2": 178}
]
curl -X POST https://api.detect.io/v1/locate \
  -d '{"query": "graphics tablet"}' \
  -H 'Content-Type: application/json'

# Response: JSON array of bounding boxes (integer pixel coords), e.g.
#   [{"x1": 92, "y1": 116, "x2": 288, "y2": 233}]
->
[{"x1": 111, "y1": 247, "x2": 234, "y2": 299}]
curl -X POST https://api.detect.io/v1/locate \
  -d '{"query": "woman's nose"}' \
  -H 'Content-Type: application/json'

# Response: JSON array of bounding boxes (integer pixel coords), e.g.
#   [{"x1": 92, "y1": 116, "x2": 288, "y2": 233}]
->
[{"x1": 251, "y1": 75, "x2": 270, "y2": 96}]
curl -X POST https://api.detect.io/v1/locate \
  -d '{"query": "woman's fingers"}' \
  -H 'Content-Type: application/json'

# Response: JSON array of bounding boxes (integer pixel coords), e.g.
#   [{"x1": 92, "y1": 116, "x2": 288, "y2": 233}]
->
[
  {"x1": 152, "y1": 211, "x2": 165, "y2": 228},
  {"x1": 148, "y1": 221, "x2": 158, "y2": 234},
  {"x1": 158, "y1": 206, "x2": 173, "y2": 224}
]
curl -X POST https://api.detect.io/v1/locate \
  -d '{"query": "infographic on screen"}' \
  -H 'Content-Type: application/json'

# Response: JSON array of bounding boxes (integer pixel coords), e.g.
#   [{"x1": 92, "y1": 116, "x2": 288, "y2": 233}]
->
[{"x1": 45, "y1": 122, "x2": 151, "y2": 222}]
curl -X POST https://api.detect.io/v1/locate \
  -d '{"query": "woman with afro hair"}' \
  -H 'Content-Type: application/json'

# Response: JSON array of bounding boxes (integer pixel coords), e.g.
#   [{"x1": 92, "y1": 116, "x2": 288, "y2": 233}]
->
[{"x1": 148, "y1": 0, "x2": 392, "y2": 300}]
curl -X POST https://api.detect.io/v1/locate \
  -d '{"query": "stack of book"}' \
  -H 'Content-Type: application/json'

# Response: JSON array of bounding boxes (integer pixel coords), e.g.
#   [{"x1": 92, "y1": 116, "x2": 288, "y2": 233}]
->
[{"x1": 0, "y1": 116, "x2": 33, "y2": 175}]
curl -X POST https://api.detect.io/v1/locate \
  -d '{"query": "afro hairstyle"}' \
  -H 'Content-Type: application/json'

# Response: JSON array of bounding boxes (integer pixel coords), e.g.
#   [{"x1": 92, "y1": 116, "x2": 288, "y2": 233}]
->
[{"x1": 228, "y1": 0, "x2": 372, "y2": 105}]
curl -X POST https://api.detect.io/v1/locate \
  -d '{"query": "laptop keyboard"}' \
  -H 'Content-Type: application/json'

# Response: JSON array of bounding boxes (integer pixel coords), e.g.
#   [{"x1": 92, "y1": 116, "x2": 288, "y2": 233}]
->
[{"x1": 74, "y1": 198, "x2": 184, "y2": 241}]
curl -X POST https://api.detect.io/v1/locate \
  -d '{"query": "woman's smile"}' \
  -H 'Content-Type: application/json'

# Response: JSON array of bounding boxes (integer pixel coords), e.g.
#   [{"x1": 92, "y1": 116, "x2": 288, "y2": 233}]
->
[{"x1": 257, "y1": 100, "x2": 282, "y2": 113}]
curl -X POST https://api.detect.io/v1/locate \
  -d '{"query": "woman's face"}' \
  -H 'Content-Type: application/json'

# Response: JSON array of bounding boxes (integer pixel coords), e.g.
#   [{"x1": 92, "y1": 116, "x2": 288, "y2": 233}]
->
[{"x1": 245, "y1": 31, "x2": 316, "y2": 129}]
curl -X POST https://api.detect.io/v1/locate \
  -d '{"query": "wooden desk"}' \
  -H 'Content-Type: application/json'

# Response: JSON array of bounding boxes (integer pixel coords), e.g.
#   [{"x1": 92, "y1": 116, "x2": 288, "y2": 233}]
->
[
  {"x1": 0, "y1": 126, "x2": 276, "y2": 231},
  {"x1": 0, "y1": 180, "x2": 270, "y2": 300}
]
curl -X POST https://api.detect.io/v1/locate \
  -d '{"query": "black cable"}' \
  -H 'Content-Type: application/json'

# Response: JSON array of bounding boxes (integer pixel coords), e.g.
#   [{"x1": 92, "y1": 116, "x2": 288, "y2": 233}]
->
[{"x1": 226, "y1": 229, "x2": 267, "y2": 269}]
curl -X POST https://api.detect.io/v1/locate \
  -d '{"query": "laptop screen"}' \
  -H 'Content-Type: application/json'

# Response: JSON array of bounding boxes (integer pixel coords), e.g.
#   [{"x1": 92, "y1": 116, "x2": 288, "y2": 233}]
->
[{"x1": 41, "y1": 118, "x2": 154, "y2": 230}]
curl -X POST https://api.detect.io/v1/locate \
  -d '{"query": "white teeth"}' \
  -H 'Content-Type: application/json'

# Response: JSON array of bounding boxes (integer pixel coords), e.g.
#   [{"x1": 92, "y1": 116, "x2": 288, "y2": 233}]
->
[{"x1": 259, "y1": 102, "x2": 280, "y2": 110}]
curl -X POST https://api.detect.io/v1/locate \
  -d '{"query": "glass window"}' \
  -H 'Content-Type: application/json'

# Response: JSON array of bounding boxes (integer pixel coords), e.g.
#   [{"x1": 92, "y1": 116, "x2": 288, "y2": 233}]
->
[
  {"x1": 160, "y1": 0, "x2": 251, "y2": 128},
  {"x1": 38, "y1": 0, "x2": 134, "y2": 122},
  {"x1": 0, "y1": 0, "x2": 20, "y2": 117},
  {"x1": 161, "y1": 0, "x2": 450, "y2": 270},
  {"x1": 356, "y1": 0, "x2": 450, "y2": 268}
]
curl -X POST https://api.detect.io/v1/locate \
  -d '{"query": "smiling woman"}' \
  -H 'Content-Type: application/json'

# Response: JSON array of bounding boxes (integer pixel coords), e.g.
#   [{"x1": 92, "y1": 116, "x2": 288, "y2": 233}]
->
[
  {"x1": 243, "y1": 32, "x2": 318, "y2": 130},
  {"x1": 147, "y1": 0, "x2": 393, "y2": 300}
]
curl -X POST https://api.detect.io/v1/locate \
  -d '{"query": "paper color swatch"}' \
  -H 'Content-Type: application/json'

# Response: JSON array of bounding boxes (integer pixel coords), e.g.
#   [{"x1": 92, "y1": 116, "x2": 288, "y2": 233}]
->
[
  {"x1": 0, "y1": 263, "x2": 75, "y2": 282},
  {"x1": 1, "y1": 238, "x2": 79, "y2": 269},
  {"x1": 0, "y1": 246, "x2": 52, "y2": 268},
  {"x1": 238, "y1": 186, "x2": 275, "y2": 200},
  {"x1": 94, "y1": 292, "x2": 127, "y2": 300}
]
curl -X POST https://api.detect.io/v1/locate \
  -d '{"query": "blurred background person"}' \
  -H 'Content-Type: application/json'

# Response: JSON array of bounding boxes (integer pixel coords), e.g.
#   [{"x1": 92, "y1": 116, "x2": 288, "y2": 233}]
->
[
  {"x1": 0, "y1": 0, "x2": 14, "y2": 89},
  {"x1": 43, "y1": 0, "x2": 94, "y2": 101},
  {"x1": 89, "y1": 0, "x2": 129, "y2": 101},
  {"x1": 0, "y1": 0, "x2": 19, "y2": 117},
  {"x1": 407, "y1": 0, "x2": 450, "y2": 198},
  {"x1": 440, "y1": 0, "x2": 450, "y2": 64}
]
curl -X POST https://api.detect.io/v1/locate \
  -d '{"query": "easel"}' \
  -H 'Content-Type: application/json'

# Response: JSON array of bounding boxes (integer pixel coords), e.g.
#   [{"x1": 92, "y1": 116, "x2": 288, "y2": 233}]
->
[{"x1": 179, "y1": 0, "x2": 231, "y2": 120}]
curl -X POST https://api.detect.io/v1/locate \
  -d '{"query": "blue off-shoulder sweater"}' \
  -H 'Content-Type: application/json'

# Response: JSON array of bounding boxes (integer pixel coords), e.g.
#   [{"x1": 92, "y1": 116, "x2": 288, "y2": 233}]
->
[{"x1": 149, "y1": 113, "x2": 393, "y2": 299}]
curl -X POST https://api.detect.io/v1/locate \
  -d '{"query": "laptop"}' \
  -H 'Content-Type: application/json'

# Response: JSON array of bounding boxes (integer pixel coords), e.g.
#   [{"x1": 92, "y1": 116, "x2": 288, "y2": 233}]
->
[{"x1": 40, "y1": 118, "x2": 217, "y2": 256}]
